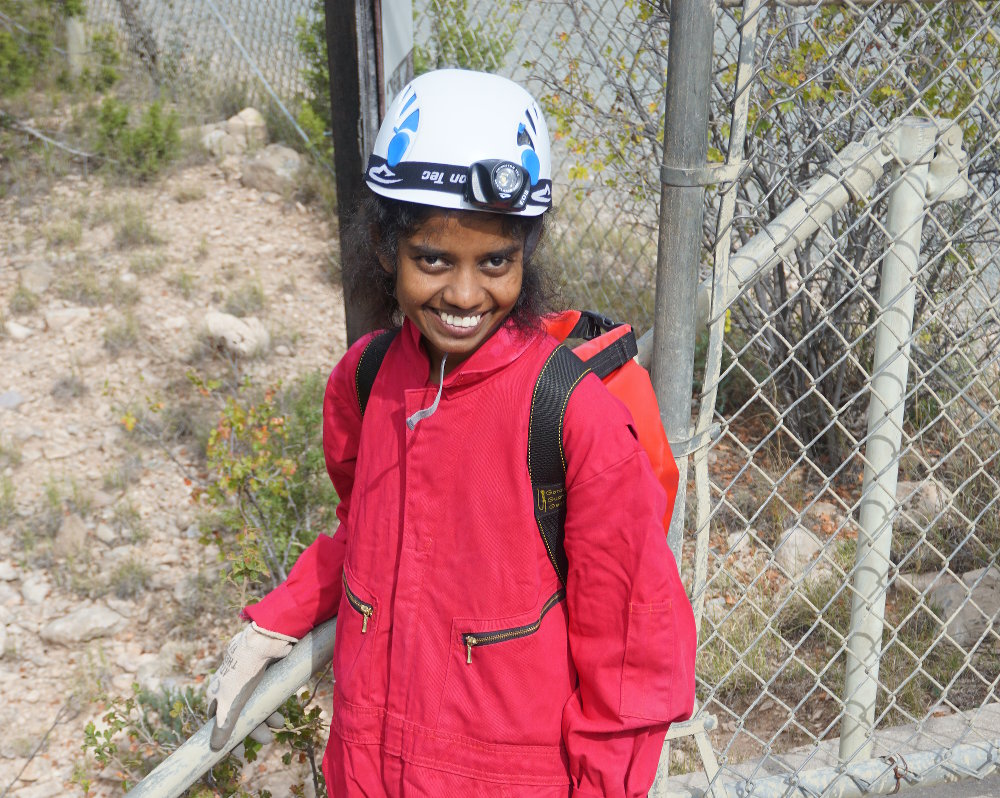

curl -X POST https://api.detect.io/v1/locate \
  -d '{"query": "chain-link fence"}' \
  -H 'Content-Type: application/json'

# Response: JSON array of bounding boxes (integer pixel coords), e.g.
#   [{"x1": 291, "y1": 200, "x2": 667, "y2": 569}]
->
[
  {"x1": 687, "y1": 0, "x2": 1000, "y2": 792},
  {"x1": 395, "y1": 0, "x2": 1000, "y2": 794},
  {"x1": 5, "y1": 0, "x2": 1000, "y2": 795}
]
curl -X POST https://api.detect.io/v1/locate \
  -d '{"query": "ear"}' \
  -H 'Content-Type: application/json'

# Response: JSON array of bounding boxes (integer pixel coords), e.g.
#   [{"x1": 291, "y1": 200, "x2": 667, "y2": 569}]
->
[
  {"x1": 370, "y1": 224, "x2": 396, "y2": 275},
  {"x1": 377, "y1": 250, "x2": 394, "y2": 275}
]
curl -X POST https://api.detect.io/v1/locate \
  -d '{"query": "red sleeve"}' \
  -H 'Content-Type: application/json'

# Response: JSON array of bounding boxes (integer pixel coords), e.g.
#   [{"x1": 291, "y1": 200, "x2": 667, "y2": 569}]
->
[
  {"x1": 559, "y1": 374, "x2": 697, "y2": 798},
  {"x1": 243, "y1": 333, "x2": 377, "y2": 639}
]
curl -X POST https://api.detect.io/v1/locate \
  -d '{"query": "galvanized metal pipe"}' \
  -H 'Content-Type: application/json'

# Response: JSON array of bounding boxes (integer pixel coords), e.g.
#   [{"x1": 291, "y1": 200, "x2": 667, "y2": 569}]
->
[
  {"x1": 651, "y1": 0, "x2": 717, "y2": 564},
  {"x1": 708, "y1": 739, "x2": 1000, "y2": 798},
  {"x1": 636, "y1": 130, "x2": 893, "y2": 363},
  {"x1": 700, "y1": 130, "x2": 891, "y2": 330},
  {"x1": 124, "y1": 619, "x2": 337, "y2": 798},
  {"x1": 839, "y1": 118, "x2": 937, "y2": 763}
]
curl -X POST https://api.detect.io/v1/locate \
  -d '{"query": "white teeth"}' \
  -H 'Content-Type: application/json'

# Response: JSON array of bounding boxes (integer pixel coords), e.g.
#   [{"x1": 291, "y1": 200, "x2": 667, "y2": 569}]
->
[{"x1": 439, "y1": 311, "x2": 482, "y2": 329}]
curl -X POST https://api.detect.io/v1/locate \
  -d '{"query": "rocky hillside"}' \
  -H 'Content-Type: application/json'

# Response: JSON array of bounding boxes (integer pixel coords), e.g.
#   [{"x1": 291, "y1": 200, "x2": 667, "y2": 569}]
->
[{"x1": 0, "y1": 145, "x2": 346, "y2": 796}]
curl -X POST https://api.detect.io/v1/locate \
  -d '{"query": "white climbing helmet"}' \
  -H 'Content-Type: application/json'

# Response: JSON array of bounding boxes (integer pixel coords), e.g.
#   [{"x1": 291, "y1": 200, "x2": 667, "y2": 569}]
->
[{"x1": 365, "y1": 69, "x2": 553, "y2": 216}]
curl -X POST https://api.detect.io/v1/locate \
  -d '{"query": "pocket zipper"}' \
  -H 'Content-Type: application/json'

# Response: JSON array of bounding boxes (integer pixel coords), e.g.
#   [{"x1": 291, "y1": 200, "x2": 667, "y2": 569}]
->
[
  {"x1": 463, "y1": 589, "x2": 566, "y2": 664},
  {"x1": 342, "y1": 571, "x2": 373, "y2": 633}
]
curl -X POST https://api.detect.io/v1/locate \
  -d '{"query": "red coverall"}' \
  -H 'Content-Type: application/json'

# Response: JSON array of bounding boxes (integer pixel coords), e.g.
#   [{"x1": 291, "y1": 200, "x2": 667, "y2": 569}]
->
[{"x1": 245, "y1": 319, "x2": 697, "y2": 797}]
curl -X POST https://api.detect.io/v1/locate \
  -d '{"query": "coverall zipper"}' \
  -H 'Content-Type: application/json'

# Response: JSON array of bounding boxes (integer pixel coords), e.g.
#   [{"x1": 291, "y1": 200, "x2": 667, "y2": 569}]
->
[
  {"x1": 343, "y1": 571, "x2": 373, "y2": 633},
  {"x1": 463, "y1": 589, "x2": 566, "y2": 663}
]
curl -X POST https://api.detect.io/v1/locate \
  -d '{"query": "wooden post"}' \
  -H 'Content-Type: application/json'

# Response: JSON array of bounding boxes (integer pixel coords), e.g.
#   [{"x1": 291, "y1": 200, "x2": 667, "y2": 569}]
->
[{"x1": 325, "y1": 0, "x2": 381, "y2": 345}]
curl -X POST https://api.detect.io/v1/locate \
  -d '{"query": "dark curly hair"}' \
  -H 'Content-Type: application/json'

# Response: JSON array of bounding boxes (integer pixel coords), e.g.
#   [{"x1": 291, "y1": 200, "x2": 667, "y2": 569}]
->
[{"x1": 342, "y1": 191, "x2": 554, "y2": 332}]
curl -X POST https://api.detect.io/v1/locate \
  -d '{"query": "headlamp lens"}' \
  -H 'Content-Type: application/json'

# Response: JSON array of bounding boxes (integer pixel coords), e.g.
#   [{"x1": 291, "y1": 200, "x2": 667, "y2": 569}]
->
[
  {"x1": 467, "y1": 159, "x2": 530, "y2": 211},
  {"x1": 493, "y1": 163, "x2": 524, "y2": 195}
]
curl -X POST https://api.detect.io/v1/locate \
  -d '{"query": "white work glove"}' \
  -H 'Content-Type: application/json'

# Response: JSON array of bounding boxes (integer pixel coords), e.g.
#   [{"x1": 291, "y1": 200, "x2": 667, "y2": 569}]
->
[{"x1": 206, "y1": 622, "x2": 297, "y2": 751}]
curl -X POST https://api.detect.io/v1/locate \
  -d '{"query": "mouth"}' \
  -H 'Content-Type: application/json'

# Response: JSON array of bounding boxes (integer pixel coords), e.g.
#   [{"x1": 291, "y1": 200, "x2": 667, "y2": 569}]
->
[{"x1": 431, "y1": 309, "x2": 485, "y2": 331}]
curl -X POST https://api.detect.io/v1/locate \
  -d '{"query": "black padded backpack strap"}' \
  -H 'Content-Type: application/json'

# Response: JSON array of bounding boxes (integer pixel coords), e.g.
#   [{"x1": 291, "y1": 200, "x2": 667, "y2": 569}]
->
[
  {"x1": 585, "y1": 330, "x2": 638, "y2": 380},
  {"x1": 528, "y1": 345, "x2": 591, "y2": 584},
  {"x1": 355, "y1": 328, "x2": 400, "y2": 417}
]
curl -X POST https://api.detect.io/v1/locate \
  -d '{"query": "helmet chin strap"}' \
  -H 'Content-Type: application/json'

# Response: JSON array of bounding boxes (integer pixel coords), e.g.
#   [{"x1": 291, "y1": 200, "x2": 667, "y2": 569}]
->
[{"x1": 406, "y1": 353, "x2": 448, "y2": 430}]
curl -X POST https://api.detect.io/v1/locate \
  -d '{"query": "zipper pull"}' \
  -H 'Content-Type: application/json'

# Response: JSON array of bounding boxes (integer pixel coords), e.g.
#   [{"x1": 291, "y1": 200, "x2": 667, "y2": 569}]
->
[
  {"x1": 465, "y1": 635, "x2": 476, "y2": 664},
  {"x1": 362, "y1": 609, "x2": 371, "y2": 633}
]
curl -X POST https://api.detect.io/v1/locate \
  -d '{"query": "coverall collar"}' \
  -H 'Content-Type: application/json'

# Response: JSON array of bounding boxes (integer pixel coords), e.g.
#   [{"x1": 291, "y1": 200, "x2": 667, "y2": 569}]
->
[{"x1": 401, "y1": 316, "x2": 538, "y2": 389}]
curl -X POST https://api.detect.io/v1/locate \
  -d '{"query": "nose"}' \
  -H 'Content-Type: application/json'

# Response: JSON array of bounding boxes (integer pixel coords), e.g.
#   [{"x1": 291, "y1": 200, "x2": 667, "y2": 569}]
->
[{"x1": 442, "y1": 264, "x2": 483, "y2": 310}]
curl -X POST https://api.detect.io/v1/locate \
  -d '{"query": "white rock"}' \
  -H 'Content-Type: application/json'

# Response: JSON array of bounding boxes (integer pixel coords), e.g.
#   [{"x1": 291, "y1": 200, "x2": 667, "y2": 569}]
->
[
  {"x1": 106, "y1": 596, "x2": 134, "y2": 617},
  {"x1": 4, "y1": 321, "x2": 35, "y2": 340},
  {"x1": 204, "y1": 311, "x2": 270, "y2": 357},
  {"x1": 43, "y1": 306, "x2": 90, "y2": 331},
  {"x1": 135, "y1": 660, "x2": 163, "y2": 692},
  {"x1": 896, "y1": 478, "x2": 954, "y2": 529},
  {"x1": 226, "y1": 107, "x2": 267, "y2": 149},
  {"x1": 164, "y1": 315, "x2": 187, "y2": 331},
  {"x1": 20, "y1": 261, "x2": 54, "y2": 294},
  {"x1": 0, "y1": 561, "x2": 16, "y2": 581},
  {"x1": 898, "y1": 566, "x2": 1000, "y2": 647},
  {"x1": 92, "y1": 490, "x2": 116, "y2": 508},
  {"x1": 241, "y1": 144, "x2": 302, "y2": 195},
  {"x1": 20, "y1": 575, "x2": 50, "y2": 604},
  {"x1": 202, "y1": 127, "x2": 244, "y2": 158},
  {"x1": 219, "y1": 153, "x2": 242, "y2": 179},
  {"x1": 774, "y1": 524, "x2": 824, "y2": 578},
  {"x1": 727, "y1": 530, "x2": 750, "y2": 555},
  {"x1": 275, "y1": 344, "x2": 291, "y2": 357},
  {"x1": 0, "y1": 391, "x2": 25, "y2": 410},
  {"x1": 0, "y1": 624, "x2": 6, "y2": 656},
  {"x1": 39, "y1": 604, "x2": 126, "y2": 645},
  {"x1": 18, "y1": 779, "x2": 67, "y2": 797},
  {"x1": 704, "y1": 596, "x2": 728, "y2": 622},
  {"x1": 95, "y1": 522, "x2": 116, "y2": 544},
  {"x1": 55, "y1": 513, "x2": 88, "y2": 554}
]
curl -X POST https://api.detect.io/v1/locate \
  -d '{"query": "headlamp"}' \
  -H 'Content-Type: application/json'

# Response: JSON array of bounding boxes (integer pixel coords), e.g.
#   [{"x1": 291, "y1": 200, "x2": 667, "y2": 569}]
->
[{"x1": 467, "y1": 159, "x2": 531, "y2": 211}]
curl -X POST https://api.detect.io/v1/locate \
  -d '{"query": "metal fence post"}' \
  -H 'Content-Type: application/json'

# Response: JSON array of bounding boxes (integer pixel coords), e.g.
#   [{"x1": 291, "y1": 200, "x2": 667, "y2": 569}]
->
[
  {"x1": 651, "y1": 0, "x2": 717, "y2": 565},
  {"x1": 838, "y1": 118, "x2": 938, "y2": 763}
]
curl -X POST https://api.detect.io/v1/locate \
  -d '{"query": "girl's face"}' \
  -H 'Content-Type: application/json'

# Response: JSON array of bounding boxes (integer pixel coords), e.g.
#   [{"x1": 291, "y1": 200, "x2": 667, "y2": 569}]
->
[{"x1": 388, "y1": 209, "x2": 524, "y2": 378}]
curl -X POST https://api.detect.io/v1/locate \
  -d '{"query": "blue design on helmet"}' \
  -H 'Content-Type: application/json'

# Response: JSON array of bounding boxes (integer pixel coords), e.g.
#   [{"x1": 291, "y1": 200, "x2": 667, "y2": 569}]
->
[
  {"x1": 516, "y1": 122, "x2": 540, "y2": 184},
  {"x1": 387, "y1": 107, "x2": 420, "y2": 168}
]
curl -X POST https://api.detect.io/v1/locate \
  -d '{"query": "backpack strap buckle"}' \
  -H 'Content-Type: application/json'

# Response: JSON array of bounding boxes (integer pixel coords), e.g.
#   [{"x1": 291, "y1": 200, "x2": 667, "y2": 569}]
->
[{"x1": 571, "y1": 310, "x2": 623, "y2": 340}]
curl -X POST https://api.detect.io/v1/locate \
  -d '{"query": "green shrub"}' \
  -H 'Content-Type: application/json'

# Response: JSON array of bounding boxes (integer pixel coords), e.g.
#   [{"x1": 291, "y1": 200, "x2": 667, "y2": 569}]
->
[
  {"x1": 9, "y1": 283, "x2": 39, "y2": 314},
  {"x1": 169, "y1": 269, "x2": 197, "y2": 299},
  {"x1": 111, "y1": 500, "x2": 145, "y2": 540},
  {"x1": 76, "y1": 683, "x2": 327, "y2": 796},
  {"x1": 0, "y1": 0, "x2": 78, "y2": 96},
  {"x1": 129, "y1": 251, "x2": 166, "y2": 275},
  {"x1": 43, "y1": 218, "x2": 82, "y2": 248},
  {"x1": 202, "y1": 371, "x2": 337, "y2": 593},
  {"x1": 96, "y1": 98, "x2": 180, "y2": 181},
  {"x1": 0, "y1": 476, "x2": 15, "y2": 528},
  {"x1": 413, "y1": 0, "x2": 517, "y2": 74},
  {"x1": 50, "y1": 374, "x2": 88, "y2": 400},
  {"x1": 293, "y1": 2, "x2": 331, "y2": 157},
  {"x1": 109, "y1": 557, "x2": 152, "y2": 599},
  {"x1": 83, "y1": 26, "x2": 121, "y2": 92},
  {"x1": 113, "y1": 204, "x2": 160, "y2": 248},
  {"x1": 224, "y1": 281, "x2": 266, "y2": 318},
  {"x1": 53, "y1": 258, "x2": 106, "y2": 305},
  {"x1": 103, "y1": 311, "x2": 141, "y2": 356}
]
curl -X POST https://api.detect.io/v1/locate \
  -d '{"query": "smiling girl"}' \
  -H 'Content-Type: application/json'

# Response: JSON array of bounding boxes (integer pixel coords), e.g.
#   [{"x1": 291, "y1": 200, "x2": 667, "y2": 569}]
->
[{"x1": 206, "y1": 69, "x2": 696, "y2": 797}]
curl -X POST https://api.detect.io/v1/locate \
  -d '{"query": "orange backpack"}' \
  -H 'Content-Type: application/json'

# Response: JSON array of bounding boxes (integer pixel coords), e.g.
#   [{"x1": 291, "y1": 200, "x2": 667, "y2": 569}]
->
[{"x1": 540, "y1": 310, "x2": 678, "y2": 536}]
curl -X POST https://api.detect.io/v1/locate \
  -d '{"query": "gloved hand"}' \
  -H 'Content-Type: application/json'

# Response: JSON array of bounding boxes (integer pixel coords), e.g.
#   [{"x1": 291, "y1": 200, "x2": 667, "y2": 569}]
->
[{"x1": 206, "y1": 622, "x2": 297, "y2": 751}]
